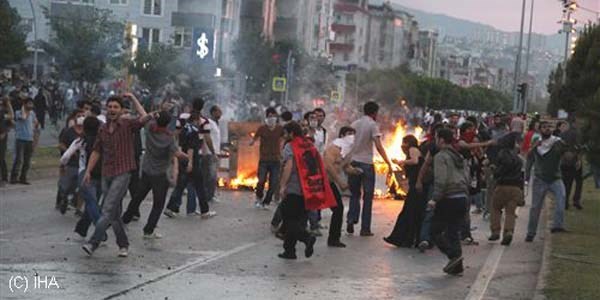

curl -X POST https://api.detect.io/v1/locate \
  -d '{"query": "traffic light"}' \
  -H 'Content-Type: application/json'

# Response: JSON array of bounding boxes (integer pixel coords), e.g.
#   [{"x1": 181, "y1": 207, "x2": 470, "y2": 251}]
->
[{"x1": 517, "y1": 83, "x2": 528, "y2": 100}]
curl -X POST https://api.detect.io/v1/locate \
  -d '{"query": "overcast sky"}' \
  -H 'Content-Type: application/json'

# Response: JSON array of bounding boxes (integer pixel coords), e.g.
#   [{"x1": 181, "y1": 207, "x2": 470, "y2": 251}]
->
[{"x1": 391, "y1": 0, "x2": 599, "y2": 35}]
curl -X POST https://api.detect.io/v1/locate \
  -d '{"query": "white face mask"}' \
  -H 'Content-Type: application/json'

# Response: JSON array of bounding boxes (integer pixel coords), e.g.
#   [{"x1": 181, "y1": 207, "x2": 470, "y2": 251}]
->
[
  {"x1": 266, "y1": 117, "x2": 277, "y2": 127},
  {"x1": 343, "y1": 134, "x2": 355, "y2": 145},
  {"x1": 309, "y1": 120, "x2": 318, "y2": 128}
]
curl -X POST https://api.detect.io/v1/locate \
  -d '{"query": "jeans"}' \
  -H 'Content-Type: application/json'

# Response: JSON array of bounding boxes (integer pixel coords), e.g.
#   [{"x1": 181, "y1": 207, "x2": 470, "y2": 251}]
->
[
  {"x1": 188, "y1": 159, "x2": 210, "y2": 214},
  {"x1": 166, "y1": 164, "x2": 198, "y2": 214},
  {"x1": 123, "y1": 172, "x2": 169, "y2": 234},
  {"x1": 281, "y1": 193, "x2": 311, "y2": 255},
  {"x1": 256, "y1": 160, "x2": 281, "y2": 205},
  {"x1": 74, "y1": 172, "x2": 102, "y2": 237},
  {"x1": 10, "y1": 139, "x2": 33, "y2": 181},
  {"x1": 419, "y1": 183, "x2": 434, "y2": 243},
  {"x1": 431, "y1": 197, "x2": 468, "y2": 260},
  {"x1": 527, "y1": 177, "x2": 566, "y2": 238},
  {"x1": 201, "y1": 155, "x2": 218, "y2": 201},
  {"x1": 471, "y1": 192, "x2": 483, "y2": 210},
  {"x1": 347, "y1": 161, "x2": 376, "y2": 232},
  {"x1": 561, "y1": 165, "x2": 583, "y2": 207},
  {"x1": 328, "y1": 182, "x2": 344, "y2": 243},
  {"x1": 59, "y1": 165, "x2": 79, "y2": 201},
  {"x1": 0, "y1": 135, "x2": 8, "y2": 181},
  {"x1": 89, "y1": 173, "x2": 131, "y2": 248}
]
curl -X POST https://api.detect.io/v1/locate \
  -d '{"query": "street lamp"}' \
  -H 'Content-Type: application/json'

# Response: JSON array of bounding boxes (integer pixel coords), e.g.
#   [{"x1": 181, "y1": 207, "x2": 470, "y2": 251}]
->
[{"x1": 28, "y1": 0, "x2": 38, "y2": 81}]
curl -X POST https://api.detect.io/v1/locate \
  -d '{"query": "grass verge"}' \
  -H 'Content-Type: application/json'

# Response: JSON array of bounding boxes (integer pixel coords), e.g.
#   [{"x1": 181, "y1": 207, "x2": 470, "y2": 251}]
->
[
  {"x1": 5, "y1": 146, "x2": 60, "y2": 176},
  {"x1": 544, "y1": 179, "x2": 600, "y2": 300}
]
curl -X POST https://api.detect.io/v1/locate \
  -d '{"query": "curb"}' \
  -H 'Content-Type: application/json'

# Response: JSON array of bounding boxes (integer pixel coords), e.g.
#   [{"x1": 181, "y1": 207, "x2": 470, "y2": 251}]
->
[{"x1": 533, "y1": 200, "x2": 552, "y2": 300}]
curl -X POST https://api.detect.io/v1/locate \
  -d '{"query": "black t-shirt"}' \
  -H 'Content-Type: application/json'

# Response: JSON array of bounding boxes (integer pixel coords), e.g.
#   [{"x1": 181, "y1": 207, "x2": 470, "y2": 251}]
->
[{"x1": 60, "y1": 127, "x2": 80, "y2": 167}]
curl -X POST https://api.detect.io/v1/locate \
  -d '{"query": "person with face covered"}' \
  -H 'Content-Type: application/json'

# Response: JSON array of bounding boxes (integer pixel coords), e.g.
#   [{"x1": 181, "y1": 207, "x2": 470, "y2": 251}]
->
[
  {"x1": 10, "y1": 97, "x2": 38, "y2": 185},
  {"x1": 525, "y1": 121, "x2": 569, "y2": 242},
  {"x1": 250, "y1": 107, "x2": 283, "y2": 209},
  {"x1": 81, "y1": 93, "x2": 151, "y2": 258},
  {"x1": 323, "y1": 126, "x2": 360, "y2": 247},
  {"x1": 383, "y1": 135, "x2": 425, "y2": 248}
]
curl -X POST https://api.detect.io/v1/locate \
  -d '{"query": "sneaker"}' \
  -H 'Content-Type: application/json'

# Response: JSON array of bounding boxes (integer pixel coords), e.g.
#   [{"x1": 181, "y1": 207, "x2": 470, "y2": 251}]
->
[
  {"x1": 82, "y1": 243, "x2": 97, "y2": 257},
  {"x1": 443, "y1": 257, "x2": 464, "y2": 274},
  {"x1": 310, "y1": 229, "x2": 323, "y2": 237},
  {"x1": 278, "y1": 252, "x2": 297, "y2": 260},
  {"x1": 327, "y1": 240, "x2": 346, "y2": 248},
  {"x1": 187, "y1": 210, "x2": 202, "y2": 217},
  {"x1": 360, "y1": 230, "x2": 374, "y2": 237},
  {"x1": 118, "y1": 247, "x2": 128, "y2": 257},
  {"x1": 305, "y1": 236, "x2": 316, "y2": 258},
  {"x1": 163, "y1": 209, "x2": 177, "y2": 218},
  {"x1": 201, "y1": 211, "x2": 217, "y2": 219},
  {"x1": 525, "y1": 235, "x2": 534, "y2": 242},
  {"x1": 418, "y1": 241, "x2": 430, "y2": 253},
  {"x1": 254, "y1": 200, "x2": 263, "y2": 208},
  {"x1": 446, "y1": 260, "x2": 464, "y2": 276},
  {"x1": 211, "y1": 197, "x2": 222, "y2": 203},
  {"x1": 488, "y1": 234, "x2": 500, "y2": 241},
  {"x1": 346, "y1": 224, "x2": 354, "y2": 235},
  {"x1": 143, "y1": 232, "x2": 163, "y2": 239},
  {"x1": 260, "y1": 203, "x2": 271, "y2": 210},
  {"x1": 501, "y1": 234, "x2": 513, "y2": 246}
]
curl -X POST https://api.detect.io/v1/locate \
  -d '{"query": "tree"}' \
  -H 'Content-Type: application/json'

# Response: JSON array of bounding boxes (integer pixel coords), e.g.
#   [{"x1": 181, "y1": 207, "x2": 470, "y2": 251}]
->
[
  {"x1": 40, "y1": 4, "x2": 124, "y2": 84},
  {"x1": 232, "y1": 30, "x2": 275, "y2": 95},
  {"x1": 129, "y1": 43, "x2": 180, "y2": 93},
  {"x1": 0, "y1": 0, "x2": 28, "y2": 66}
]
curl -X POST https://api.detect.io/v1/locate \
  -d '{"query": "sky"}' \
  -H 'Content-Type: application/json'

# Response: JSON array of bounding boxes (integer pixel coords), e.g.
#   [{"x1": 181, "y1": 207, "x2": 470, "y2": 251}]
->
[{"x1": 391, "y1": 0, "x2": 600, "y2": 35}]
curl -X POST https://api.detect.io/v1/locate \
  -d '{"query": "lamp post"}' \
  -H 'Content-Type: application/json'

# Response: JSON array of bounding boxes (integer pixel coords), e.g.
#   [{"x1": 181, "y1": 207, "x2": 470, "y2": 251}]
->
[
  {"x1": 522, "y1": 0, "x2": 535, "y2": 113},
  {"x1": 512, "y1": 0, "x2": 527, "y2": 113},
  {"x1": 28, "y1": 0, "x2": 38, "y2": 81}
]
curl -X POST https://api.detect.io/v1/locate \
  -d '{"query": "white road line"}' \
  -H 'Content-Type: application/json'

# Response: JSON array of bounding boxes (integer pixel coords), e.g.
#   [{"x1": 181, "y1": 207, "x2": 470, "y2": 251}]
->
[
  {"x1": 102, "y1": 242, "x2": 257, "y2": 300},
  {"x1": 465, "y1": 245, "x2": 505, "y2": 300}
]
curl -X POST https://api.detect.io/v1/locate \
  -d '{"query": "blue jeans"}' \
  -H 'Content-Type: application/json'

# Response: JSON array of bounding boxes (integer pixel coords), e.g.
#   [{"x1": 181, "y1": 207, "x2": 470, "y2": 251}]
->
[
  {"x1": 89, "y1": 173, "x2": 131, "y2": 248},
  {"x1": 166, "y1": 166, "x2": 197, "y2": 214},
  {"x1": 347, "y1": 161, "x2": 375, "y2": 232},
  {"x1": 255, "y1": 160, "x2": 281, "y2": 205},
  {"x1": 79, "y1": 171, "x2": 102, "y2": 223},
  {"x1": 527, "y1": 177, "x2": 566, "y2": 238},
  {"x1": 419, "y1": 183, "x2": 434, "y2": 243},
  {"x1": 470, "y1": 192, "x2": 483, "y2": 210}
]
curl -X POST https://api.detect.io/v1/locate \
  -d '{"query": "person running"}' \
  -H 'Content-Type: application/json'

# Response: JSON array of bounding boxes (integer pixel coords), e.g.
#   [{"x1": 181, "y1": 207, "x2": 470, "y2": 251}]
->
[
  {"x1": 428, "y1": 128, "x2": 469, "y2": 276},
  {"x1": 488, "y1": 132, "x2": 523, "y2": 246},
  {"x1": 81, "y1": 93, "x2": 151, "y2": 258},
  {"x1": 347, "y1": 101, "x2": 393, "y2": 236},
  {"x1": 0, "y1": 97, "x2": 14, "y2": 187},
  {"x1": 278, "y1": 121, "x2": 336, "y2": 259},
  {"x1": 383, "y1": 134, "x2": 425, "y2": 248},
  {"x1": 525, "y1": 121, "x2": 568, "y2": 242},
  {"x1": 122, "y1": 111, "x2": 187, "y2": 238},
  {"x1": 250, "y1": 107, "x2": 283, "y2": 209},
  {"x1": 10, "y1": 97, "x2": 38, "y2": 185}
]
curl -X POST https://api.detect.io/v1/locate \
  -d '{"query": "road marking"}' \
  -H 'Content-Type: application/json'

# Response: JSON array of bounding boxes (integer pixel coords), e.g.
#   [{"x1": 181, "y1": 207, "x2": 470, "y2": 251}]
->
[
  {"x1": 101, "y1": 242, "x2": 257, "y2": 300},
  {"x1": 465, "y1": 244, "x2": 505, "y2": 300}
]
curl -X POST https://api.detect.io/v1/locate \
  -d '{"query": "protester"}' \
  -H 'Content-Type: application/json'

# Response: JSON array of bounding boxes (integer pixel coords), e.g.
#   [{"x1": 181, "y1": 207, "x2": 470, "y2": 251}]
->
[
  {"x1": 525, "y1": 121, "x2": 568, "y2": 242},
  {"x1": 489, "y1": 132, "x2": 524, "y2": 246},
  {"x1": 10, "y1": 97, "x2": 38, "y2": 185},
  {"x1": 0, "y1": 97, "x2": 14, "y2": 187},
  {"x1": 81, "y1": 93, "x2": 151, "y2": 257},
  {"x1": 33, "y1": 86, "x2": 50, "y2": 129},
  {"x1": 347, "y1": 101, "x2": 393, "y2": 236},
  {"x1": 57, "y1": 110, "x2": 85, "y2": 214},
  {"x1": 521, "y1": 120, "x2": 539, "y2": 155},
  {"x1": 202, "y1": 105, "x2": 222, "y2": 203},
  {"x1": 250, "y1": 107, "x2": 283, "y2": 209},
  {"x1": 428, "y1": 128, "x2": 469, "y2": 276},
  {"x1": 278, "y1": 121, "x2": 336, "y2": 259},
  {"x1": 383, "y1": 134, "x2": 425, "y2": 248},
  {"x1": 559, "y1": 120, "x2": 583, "y2": 210}
]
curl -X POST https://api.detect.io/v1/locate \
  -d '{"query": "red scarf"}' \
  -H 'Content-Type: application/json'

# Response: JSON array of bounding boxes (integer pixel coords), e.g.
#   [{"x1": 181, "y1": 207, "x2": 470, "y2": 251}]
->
[{"x1": 290, "y1": 136, "x2": 337, "y2": 210}]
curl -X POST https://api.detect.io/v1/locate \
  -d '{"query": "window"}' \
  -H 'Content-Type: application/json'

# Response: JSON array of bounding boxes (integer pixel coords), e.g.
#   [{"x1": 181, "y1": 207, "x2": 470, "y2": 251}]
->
[
  {"x1": 174, "y1": 27, "x2": 192, "y2": 48},
  {"x1": 109, "y1": 0, "x2": 127, "y2": 4},
  {"x1": 143, "y1": 0, "x2": 162, "y2": 16},
  {"x1": 141, "y1": 28, "x2": 160, "y2": 49}
]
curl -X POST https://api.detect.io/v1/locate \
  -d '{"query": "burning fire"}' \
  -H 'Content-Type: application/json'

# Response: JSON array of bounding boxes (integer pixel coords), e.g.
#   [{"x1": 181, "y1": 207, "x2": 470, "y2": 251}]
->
[
  {"x1": 218, "y1": 173, "x2": 261, "y2": 190},
  {"x1": 375, "y1": 121, "x2": 423, "y2": 174}
]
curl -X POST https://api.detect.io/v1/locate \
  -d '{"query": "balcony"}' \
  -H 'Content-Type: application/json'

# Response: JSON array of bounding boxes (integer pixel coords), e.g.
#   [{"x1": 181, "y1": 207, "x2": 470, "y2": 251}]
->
[
  {"x1": 331, "y1": 23, "x2": 356, "y2": 33},
  {"x1": 330, "y1": 43, "x2": 354, "y2": 52}
]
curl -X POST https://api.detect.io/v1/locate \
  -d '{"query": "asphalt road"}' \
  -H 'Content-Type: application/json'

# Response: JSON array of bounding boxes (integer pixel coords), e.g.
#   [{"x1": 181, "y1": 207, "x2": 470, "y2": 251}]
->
[{"x1": 0, "y1": 179, "x2": 546, "y2": 300}]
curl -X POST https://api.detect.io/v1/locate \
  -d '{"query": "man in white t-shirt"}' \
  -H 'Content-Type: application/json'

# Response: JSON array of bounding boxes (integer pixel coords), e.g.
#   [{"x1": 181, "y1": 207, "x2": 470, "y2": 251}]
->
[{"x1": 202, "y1": 105, "x2": 222, "y2": 202}]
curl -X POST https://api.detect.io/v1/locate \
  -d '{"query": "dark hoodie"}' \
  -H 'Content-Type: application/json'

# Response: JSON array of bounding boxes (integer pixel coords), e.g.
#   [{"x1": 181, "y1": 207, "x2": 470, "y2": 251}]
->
[
  {"x1": 432, "y1": 146, "x2": 469, "y2": 202},
  {"x1": 493, "y1": 132, "x2": 523, "y2": 187}
]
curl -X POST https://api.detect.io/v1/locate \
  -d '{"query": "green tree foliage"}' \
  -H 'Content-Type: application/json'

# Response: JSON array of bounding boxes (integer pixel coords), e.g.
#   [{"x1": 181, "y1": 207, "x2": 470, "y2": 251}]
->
[
  {"x1": 348, "y1": 66, "x2": 511, "y2": 112},
  {"x1": 547, "y1": 24, "x2": 600, "y2": 115},
  {"x1": 129, "y1": 43, "x2": 180, "y2": 93},
  {"x1": 40, "y1": 4, "x2": 123, "y2": 83},
  {"x1": 0, "y1": 0, "x2": 28, "y2": 66}
]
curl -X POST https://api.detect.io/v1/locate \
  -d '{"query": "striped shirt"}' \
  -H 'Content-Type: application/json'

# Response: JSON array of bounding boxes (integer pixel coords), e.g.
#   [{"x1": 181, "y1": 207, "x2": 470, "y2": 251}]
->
[{"x1": 93, "y1": 117, "x2": 145, "y2": 177}]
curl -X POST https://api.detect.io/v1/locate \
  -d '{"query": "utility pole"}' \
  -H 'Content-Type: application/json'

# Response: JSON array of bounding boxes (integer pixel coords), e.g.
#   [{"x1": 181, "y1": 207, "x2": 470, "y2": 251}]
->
[
  {"x1": 512, "y1": 0, "x2": 527, "y2": 113},
  {"x1": 560, "y1": 1, "x2": 578, "y2": 84},
  {"x1": 28, "y1": 0, "x2": 38, "y2": 81},
  {"x1": 522, "y1": 0, "x2": 535, "y2": 113}
]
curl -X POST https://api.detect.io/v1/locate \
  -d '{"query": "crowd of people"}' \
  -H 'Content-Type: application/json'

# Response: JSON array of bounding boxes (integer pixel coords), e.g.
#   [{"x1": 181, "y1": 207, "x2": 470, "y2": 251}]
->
[{"x1": 1, "y1": 82, "x2": 597, "y2": 276}]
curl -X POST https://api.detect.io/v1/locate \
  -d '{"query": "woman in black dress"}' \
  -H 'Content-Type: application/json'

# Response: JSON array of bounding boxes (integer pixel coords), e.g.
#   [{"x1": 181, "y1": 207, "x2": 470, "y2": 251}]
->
[{"x1": 383, "y1": 134, "x2": 425, "y2": 248}]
